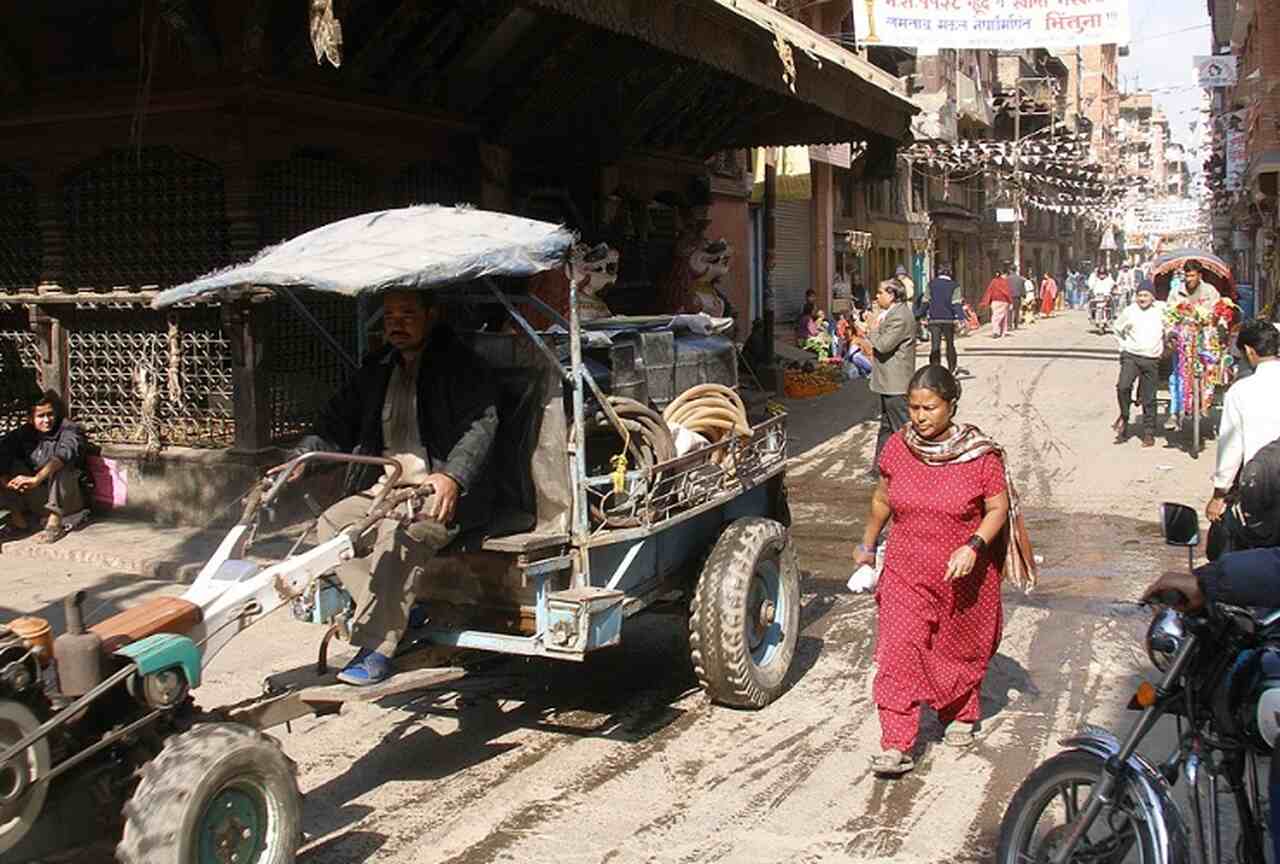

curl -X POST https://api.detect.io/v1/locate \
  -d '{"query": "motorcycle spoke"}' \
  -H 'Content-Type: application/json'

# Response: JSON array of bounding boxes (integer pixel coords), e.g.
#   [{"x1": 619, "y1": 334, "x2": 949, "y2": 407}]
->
[{"x1": 1059, "y1": 782, "x2": 1081, "y2": 822}]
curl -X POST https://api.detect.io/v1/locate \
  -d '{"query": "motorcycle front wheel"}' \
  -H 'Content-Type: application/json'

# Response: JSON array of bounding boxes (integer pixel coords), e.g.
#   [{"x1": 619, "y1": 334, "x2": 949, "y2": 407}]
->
[{"x1": 997, "y1": 750, "x2": 1160, "y2": 864}]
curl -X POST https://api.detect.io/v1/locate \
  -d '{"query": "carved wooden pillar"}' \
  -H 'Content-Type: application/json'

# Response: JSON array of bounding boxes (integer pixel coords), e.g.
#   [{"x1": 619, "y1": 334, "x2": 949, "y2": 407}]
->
[
  {"x1": 28, "y1": 303, "x2": 69, "y2": 402},
  {"x1": 34, "y1": 171, "x2": 65, "y2": 288},
  {"x1": 223, "y1": 299, "x2": 270, "y2": 452},
  {"x1": 478, "y1": 141, "x2": 512, "y2": 213},
  {"x1": 224, "y1": 115, "x2": 257, "y2": 264}
]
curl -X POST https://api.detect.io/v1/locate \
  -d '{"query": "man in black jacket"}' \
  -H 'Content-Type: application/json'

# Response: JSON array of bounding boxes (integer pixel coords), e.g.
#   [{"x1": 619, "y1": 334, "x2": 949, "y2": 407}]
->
[
  {"x1": 1145, "y1": 548, "x2": 1280, "y2": 864},
  {"x1": 298, "y1": 290, "x2": 498, "y2": 685},
  {"x1": 0, "y1": 390, "x2": 87, "y2": 542},
  {"x1": 922, "y1": 261, "x2": 962, "y2": 373}
]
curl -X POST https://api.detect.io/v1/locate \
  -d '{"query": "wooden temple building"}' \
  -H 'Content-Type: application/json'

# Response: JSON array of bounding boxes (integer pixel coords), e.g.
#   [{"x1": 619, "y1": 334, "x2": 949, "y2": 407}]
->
[{"x1": 0, "y1": 0, "x2": 914, "y2": 521}]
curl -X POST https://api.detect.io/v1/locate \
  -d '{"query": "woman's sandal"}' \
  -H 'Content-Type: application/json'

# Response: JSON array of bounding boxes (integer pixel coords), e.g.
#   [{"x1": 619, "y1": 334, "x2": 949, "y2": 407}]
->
[
  {"x1": 943, "y1": 721, "x2": 976, "y2": 747},
  {"x1": 870, "y1": 749, "x2": 915, "y2": 776}
]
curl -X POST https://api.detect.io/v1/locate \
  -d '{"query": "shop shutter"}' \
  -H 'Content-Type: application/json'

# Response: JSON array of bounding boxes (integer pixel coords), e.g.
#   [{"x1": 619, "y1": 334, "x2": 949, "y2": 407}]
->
[{"x1": 772, "y1": 199, "x2": 812, "y2": 326}]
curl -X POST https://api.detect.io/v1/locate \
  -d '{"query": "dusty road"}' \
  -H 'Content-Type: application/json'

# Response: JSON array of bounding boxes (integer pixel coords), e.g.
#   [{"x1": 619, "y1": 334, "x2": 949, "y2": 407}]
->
[{"x1": 7, "y1": 311, "x2": 1217, "y2": 863}]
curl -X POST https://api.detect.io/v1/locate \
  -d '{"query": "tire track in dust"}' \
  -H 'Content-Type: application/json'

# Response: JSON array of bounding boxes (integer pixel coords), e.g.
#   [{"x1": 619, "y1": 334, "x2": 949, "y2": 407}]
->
[{"x1": 954, "y1": 593, "x2": 1100, "y2": 859}]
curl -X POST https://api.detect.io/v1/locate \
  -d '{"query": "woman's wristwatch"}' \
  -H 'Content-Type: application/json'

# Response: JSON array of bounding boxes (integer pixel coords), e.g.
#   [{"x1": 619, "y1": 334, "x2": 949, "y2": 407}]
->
[{"x1": 965, "y1": 534, "x2": 987, "y2": 553}]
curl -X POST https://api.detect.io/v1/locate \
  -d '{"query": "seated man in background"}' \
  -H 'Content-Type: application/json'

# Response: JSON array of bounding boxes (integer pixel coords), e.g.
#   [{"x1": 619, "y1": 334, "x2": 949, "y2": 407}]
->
[
  {"x1": 296, "y1": 290, "x2": 499, "y2": 686},
  {"x1": 0, "y1": 390, "x2": 87, "y2": 543}
]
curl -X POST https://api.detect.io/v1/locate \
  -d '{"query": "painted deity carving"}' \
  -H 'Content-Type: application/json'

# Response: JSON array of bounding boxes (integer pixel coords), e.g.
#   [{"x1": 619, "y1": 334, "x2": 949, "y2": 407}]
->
[
  {"x1": 567, "y1": 242, "x2": 620, "y2": 322},
  {"x1": 687, "y1": 238, "x2": 735, "y2": 320}
]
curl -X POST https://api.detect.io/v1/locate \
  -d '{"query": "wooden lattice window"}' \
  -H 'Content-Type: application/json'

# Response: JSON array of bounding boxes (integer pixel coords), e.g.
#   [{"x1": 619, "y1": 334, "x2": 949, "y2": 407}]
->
[
  {"x1": 393, "y1": 161, "x2": 463, "y2": 207},
  {"x1": 0, "y1": 305, "x2": 41, "y2": 434},
  {"x1": 0, "y1": 167, "x2": 40, "y2": 294},
  {"x1": 65, "y1": 305, "x2": 234, "y2": 450},
  {"x1": 259, "y1": 153, "x2": 366, "y2": 245},
  {"x1": 264, "y1": 295, "x2": 358, "y2": 444},
  {"x1": 62, "y1": 147, "x2": 228, "y2": 290}
]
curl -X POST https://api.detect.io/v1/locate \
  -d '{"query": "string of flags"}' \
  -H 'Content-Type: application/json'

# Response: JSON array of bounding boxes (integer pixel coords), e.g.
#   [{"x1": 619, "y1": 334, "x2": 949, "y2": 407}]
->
[{"x1": 902, "y1": 132, "x2": 1133, "y2": 228}]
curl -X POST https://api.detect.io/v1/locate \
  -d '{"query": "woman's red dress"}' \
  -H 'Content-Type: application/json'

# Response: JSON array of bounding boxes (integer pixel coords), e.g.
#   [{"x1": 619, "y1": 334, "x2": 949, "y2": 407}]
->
[{"x1": 873, "y1": 431, "x2": 1006, "y2": 751}]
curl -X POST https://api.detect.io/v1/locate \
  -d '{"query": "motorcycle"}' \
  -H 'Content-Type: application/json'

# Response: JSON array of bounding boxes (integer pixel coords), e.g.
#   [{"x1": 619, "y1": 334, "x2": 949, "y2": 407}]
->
[
  {"x1": 998, "y1": 502, "x2": 1278, "y2": 864},
  {"x1": 1089, "y1": 294, "x2": 1114, "y2": 334}
]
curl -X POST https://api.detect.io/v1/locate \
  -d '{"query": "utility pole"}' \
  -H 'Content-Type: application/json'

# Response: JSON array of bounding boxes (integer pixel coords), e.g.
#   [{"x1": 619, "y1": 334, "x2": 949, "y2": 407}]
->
[{"x1": 1013, "y1": 89, "x2": 1022, "y2": 272}]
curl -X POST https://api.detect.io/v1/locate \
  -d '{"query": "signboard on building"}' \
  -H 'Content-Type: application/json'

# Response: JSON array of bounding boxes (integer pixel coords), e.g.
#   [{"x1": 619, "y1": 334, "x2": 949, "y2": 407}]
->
[
  {"x1": 853, "y1": 0, "x2": 1130, "y2": 50},
  {"x1": 809, "y1": 143, "x2": 852, "y2": 168},
  {"x1": 1225, "y1": 110, "x2": 1248, "y2": 192},
  {"x1": 1193, "y1": 55, "x2": 1237, "y2": 88},
  {"x1": 995, "y1": 207, "x2": 1019, "y2": 223}
]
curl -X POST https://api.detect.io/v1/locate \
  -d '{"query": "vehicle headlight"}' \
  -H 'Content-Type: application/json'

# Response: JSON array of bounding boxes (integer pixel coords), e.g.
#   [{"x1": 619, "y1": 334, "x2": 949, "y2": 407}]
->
[{"x1": 1146, "y1": 608, "x2": 1186, "y2": 672}]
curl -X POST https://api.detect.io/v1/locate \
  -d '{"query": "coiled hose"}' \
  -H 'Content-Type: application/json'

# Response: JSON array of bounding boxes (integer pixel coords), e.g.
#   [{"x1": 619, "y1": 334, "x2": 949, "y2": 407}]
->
[
  {"x1": 585, "y1": 396, "x2": 675, "y2": 528},
  {"x1": 661, "y1": 384, "x2": 751, "y2": 464}
]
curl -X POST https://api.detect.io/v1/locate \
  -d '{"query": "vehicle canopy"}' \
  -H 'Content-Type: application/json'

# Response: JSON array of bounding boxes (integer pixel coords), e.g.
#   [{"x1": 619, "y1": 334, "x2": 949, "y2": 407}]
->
[
  {"x1": 1150, "y1": 249, "x2": 1236, "y2": 302},
  {"x1": 151, "y1": 204, "x2": 575, "y2": 308}
]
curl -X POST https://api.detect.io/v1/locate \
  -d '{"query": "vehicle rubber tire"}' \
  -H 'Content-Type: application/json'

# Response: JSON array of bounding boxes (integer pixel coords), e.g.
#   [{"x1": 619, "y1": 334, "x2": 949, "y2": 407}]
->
[
  {"x1": 997, "y1": 750, "x2": 1158, "y2": 864},
  {"x1": 0, "y1": 699, "x2": 51, "y2": 857},
  {"x1": 116, "y1": 722, "x2": 301, "y2": 864},
  {"x1": 689, "y1": 517, "x2": 800, "y2": 709}
]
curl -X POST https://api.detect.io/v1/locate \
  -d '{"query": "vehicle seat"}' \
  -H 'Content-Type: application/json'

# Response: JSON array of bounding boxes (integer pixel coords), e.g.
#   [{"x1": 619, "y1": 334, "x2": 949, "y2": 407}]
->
[{"x1": 446, "y1": 332, "x2": 571, "y2": 551}]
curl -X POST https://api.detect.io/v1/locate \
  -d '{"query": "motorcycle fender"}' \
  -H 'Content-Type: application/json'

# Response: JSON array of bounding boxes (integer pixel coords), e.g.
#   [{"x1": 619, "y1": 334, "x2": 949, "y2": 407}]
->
[{"x1": 1059, "y1": 726, "x2": 1193, "y2": 864}]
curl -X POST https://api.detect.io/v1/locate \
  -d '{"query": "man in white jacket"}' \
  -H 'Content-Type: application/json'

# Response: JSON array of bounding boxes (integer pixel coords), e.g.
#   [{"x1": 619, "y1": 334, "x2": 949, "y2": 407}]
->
[
  {"x1": 1113, "y1": 285, "x2": 1165, "y2": 446},
  {"x1": 1206, "y1": 319, "x2": 1280, "y2": 558}
]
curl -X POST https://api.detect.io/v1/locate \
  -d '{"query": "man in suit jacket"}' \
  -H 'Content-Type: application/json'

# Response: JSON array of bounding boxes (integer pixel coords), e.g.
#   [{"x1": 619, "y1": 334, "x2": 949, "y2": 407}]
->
[{"x1": 858, "y1": 279, "x2": 918, "y2": 478}]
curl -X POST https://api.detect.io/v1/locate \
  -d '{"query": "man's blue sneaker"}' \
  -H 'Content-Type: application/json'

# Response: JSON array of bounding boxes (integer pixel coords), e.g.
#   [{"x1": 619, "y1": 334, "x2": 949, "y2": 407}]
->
[{"x1": 337, "y1": 648, "x2": 394, "y2": 686}]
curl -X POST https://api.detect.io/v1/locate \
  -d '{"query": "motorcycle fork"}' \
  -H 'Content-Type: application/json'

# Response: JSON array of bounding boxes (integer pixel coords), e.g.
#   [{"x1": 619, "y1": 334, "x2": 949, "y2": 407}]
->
[
  {"x1": 1049, "y1": 636, "x2": 1199, "y2": 864},
  {"x1": 1225, "y1": 751, "x2": 1267, "y2": 864}
]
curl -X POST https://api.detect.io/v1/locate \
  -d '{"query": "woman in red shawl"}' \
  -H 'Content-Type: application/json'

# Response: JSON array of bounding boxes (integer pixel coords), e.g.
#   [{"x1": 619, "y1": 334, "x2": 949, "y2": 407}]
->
[{"x1": 855, "y1": 365, "x2": 1011, "y2": 776}]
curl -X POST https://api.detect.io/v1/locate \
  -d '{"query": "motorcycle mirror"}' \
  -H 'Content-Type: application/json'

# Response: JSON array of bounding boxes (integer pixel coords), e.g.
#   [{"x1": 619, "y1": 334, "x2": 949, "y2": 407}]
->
[{"x1": 1160, "y1": 502, "x2": 1200, "y2": 548}]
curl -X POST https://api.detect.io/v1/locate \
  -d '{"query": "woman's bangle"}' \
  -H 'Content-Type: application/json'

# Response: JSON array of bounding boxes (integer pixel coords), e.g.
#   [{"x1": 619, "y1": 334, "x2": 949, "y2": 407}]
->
[
  {"x1": 857, "y1": 543, "x2": 876, "y2": 555},
  {"x1": 965, "y1": 534, "x2": 987, "y2": 553}
]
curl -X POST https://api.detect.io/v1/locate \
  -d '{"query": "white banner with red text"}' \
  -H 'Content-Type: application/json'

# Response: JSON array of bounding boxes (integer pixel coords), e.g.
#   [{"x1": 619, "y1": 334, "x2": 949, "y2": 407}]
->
[{"x1": 852, "y1": 0, "x2": 1131, "y2": 50}]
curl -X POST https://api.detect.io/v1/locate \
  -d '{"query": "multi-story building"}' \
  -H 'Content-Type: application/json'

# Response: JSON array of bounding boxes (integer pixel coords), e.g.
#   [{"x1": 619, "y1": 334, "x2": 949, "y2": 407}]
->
[
  {"x1": 0, "y1": 0, "x2": 916, "y2": 508},
  {"x1": 991, "y1": 49, "x2": 1072, "y2": 281},
  {"x1": 1207, "y1": 0, "x2": 1280, "y2": 313}
]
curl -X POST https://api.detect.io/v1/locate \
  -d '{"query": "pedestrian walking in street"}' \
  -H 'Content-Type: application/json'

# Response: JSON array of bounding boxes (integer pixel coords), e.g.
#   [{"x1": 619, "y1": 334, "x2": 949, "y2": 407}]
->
[
  {"x1": 922, "y1": 261, "x2": 963, "y2": 374},
  {"x1": 857, "y1": 279, "x2": 918, "y2": 480},
  {"x1": 1039, "y1": 272, "x2": 1058, "y2": 318},
  {"x1": 979, "y1": 267, "x2": 1012, "y2": 338},
  {"x1": 1112, "y1": 285, "x2": 1165, "y2": 447},
  {"x1": 855, "y1": 365, "x2": 1011, "y2": 776},
  {"x1": 1205, "y1": 319, "x2": 1280, "y2": 560},
  {"x1": 1006, "y1": 263, "x2": 1025, "y2": 331}
]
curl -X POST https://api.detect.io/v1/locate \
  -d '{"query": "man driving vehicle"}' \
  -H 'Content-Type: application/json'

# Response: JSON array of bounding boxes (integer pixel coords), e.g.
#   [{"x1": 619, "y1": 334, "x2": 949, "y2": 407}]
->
[{"x1": 295, "y1": 290, "x2": 498, "y2": 686}]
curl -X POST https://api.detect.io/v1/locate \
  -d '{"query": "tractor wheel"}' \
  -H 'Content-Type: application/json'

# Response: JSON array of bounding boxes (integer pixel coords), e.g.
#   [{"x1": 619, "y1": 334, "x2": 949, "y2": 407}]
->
[
  {"x1": 689, "y1": 517, "x2": 800, "y2": 708},
  {"x1": 0, "y1": 699, "x2": 51, "y2": 857},
  {"x1": 117, "y1": 722, "x2": 300, "y2": 864}
]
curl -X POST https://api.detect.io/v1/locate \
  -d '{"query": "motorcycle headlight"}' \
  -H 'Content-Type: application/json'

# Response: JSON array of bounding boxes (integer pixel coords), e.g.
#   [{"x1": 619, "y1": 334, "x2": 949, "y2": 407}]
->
[{"x1": 1146, "y1": 608, "x2": 1186, "y2": 673}]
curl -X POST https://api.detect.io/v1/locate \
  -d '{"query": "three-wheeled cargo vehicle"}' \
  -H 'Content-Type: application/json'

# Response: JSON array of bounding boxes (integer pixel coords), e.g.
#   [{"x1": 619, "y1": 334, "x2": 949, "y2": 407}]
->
[{"x1": 0, "y1": 206, "x2": 798, "y2": 863}]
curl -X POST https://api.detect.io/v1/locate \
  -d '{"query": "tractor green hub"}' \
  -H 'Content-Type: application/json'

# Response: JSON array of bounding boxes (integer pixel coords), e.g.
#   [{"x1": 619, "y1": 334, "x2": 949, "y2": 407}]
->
[{"x1": 199, "y1": 782, "x2": 267, "y2": 864}]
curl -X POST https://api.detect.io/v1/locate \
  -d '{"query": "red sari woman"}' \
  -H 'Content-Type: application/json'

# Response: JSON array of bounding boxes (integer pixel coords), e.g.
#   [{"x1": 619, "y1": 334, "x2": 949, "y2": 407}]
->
[
  {"x1": 1039, "y1": 273, "x2": 1058, "y2": 318},
  {"x1": 855, "y1": 365, "x2": 1012, "y2": 776}
]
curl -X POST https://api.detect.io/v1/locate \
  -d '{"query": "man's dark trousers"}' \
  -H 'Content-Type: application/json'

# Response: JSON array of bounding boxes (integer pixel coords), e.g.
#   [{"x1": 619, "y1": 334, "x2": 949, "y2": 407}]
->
[
  {"x1": 872, "y1": 395, "x2": 910, "y2": 477},
  {"x1": 1116, "y1": 352, "x2": 1158, "y2": 436},
  {"x1": 928, "y1": 322, "x2": 958, "y2": 372}
]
